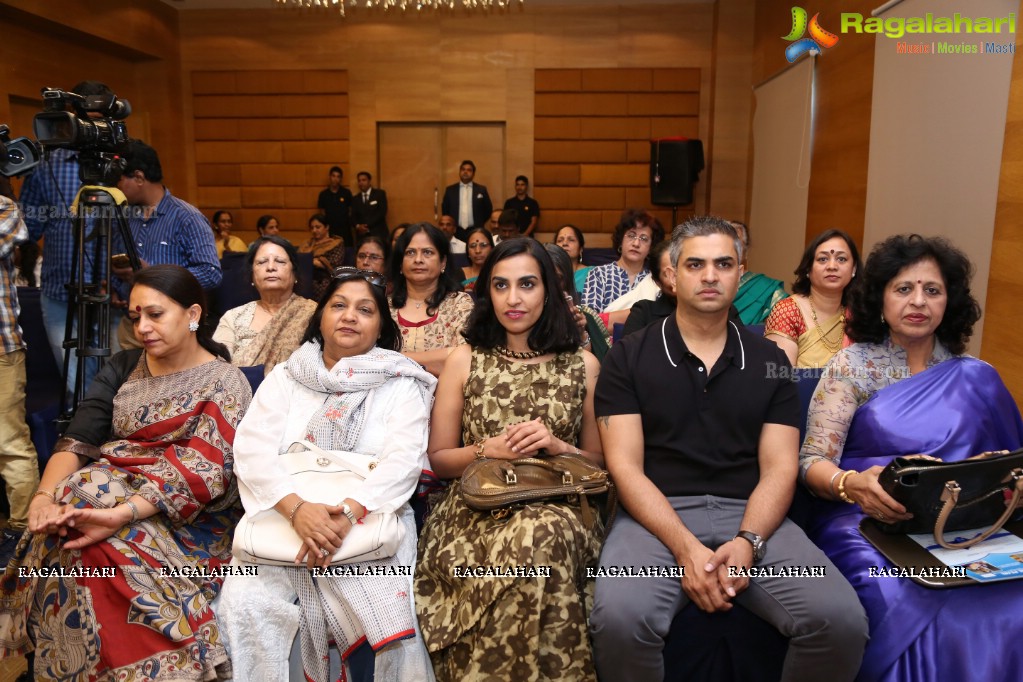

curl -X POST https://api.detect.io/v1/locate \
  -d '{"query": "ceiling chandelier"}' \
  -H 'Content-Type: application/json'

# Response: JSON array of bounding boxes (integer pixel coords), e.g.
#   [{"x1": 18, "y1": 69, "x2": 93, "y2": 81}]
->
[{"x1": 275, "y1": 0, "x2": 522, "y2": 17}]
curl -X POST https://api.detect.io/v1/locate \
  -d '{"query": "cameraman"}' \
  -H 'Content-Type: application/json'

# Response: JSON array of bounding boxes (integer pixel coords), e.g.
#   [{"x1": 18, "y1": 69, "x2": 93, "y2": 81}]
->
[
  {"x1": 18, "y1": 80, "x2": 113, "y2": 396},
  {"x1": 0, "y1": 175, "x2": 41, "y2": 565},
  {"x1": 111, "y1": 139, "x2": 220, "y2": 348}
]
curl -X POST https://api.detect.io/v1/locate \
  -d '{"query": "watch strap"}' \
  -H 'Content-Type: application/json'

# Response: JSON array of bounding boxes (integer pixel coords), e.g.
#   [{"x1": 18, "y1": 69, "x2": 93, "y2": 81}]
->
[
  {"x1": 341, "y1": 503, "x2": 358, "y2": 526},
  {"x1": 735, "y1": 530, "x2": 765, "y2": 561}
]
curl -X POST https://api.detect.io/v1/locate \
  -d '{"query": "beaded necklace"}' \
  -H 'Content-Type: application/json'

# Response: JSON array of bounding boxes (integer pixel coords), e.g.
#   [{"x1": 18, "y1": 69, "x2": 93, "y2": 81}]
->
[{"x1": 494, "y1": 345, "x2": 545, "y2": 360}]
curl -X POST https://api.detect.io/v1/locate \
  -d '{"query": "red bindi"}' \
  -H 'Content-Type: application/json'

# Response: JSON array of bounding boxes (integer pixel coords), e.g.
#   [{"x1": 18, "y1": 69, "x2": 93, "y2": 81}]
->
[{"x1": 135, "y1": 305, "x2": 142, "y2": 312}]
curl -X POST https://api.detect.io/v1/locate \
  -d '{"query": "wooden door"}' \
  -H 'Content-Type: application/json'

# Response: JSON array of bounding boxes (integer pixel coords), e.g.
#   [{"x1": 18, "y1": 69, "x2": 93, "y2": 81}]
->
[{"x1": 378, "y1": 122, "x2": 504, "y2": 228}]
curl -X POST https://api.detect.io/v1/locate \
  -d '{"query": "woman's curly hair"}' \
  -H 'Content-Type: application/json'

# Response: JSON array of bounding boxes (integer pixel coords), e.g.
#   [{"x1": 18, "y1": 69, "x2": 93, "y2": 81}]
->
[
  {"x1": 611, "y1": 208, "x2": 665, "y2": 253},
  {"x1": 846, "y1": 234, "x2": 980, "y2": 354}
]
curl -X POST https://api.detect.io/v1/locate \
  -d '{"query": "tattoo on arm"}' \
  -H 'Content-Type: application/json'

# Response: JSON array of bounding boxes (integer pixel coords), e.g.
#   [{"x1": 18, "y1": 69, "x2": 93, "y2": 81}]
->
[{"x1": 598, "y1": 416, "x2": 611, "y2": 429}]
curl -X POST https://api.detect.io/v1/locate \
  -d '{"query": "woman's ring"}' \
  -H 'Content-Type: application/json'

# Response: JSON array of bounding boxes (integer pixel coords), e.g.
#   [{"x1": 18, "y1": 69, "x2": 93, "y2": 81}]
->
[
  {"x1": 877, "y1": 512, "x2": 887, "y2": 521},
  {"x1": 320, "y1": 548, "x2": 329, "y2": 558}
]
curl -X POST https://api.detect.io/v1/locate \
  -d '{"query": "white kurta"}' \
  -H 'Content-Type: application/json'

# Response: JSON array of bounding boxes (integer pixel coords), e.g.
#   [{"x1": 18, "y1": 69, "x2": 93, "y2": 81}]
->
[
  {"x1": 233, "y1": 362, "x2": 431, "y2": 515},
  {"x1": 215, "y1": 362, "x2": 435, "y2": 682}
]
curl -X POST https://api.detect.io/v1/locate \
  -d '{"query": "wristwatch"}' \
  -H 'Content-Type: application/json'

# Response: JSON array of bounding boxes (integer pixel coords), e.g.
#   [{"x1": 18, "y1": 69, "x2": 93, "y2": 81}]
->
[
  {"x1": 341, "y1": 503, "x2": 358, "y2": 527},
  {"x1": 735, "y1": 530, "x2": 766, "y2": 562}
]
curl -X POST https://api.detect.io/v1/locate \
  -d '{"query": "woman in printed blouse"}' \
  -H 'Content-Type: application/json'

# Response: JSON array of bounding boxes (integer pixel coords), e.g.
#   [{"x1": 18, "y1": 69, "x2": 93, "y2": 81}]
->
[
  {"x1": 389, "y1": 223, "x2": 474, "y2": 376},
  {"x1": 765, "y1": 229, "x2": 860, "y2": 368},
  {"x1": 799, "y1": 234, "x2": 1023, "y2": 682},
  {"x1": 0, "y1": 265, "x2": 251, "y2": 681},
  {"x1": 582, "y1": 208, "x2": 664, "y2": 312}
]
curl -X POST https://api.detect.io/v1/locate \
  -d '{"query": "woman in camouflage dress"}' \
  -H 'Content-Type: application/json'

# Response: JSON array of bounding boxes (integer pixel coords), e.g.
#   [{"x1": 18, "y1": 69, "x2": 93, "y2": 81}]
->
[{"x1": 415, "y1": 239, "x2": 603, "y2": 681}]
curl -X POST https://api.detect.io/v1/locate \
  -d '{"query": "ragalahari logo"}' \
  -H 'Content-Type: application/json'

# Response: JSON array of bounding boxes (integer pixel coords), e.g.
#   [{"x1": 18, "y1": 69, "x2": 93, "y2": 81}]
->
[{"x1": 783, "y1": 7, "x2": 840, "y2": 62}]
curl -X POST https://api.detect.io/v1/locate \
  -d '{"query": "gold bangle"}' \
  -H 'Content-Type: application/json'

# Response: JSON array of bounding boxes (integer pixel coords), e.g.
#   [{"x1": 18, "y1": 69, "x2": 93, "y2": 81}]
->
[
  {"x1": 33, "y1": 490, "x2": 55, "y2": 502},
  {"x1": 828, "y1": 469, "x2": 844, "y2": 497},
  {"x1": 836, "y1": 470, "x2": 856, "y2": 504},
  {"x1": 474, "y1": 442, "x2": 486, "y2": 460},
  {"x1": 288, "y1": 500, "x2": 307, "y2": 525}
]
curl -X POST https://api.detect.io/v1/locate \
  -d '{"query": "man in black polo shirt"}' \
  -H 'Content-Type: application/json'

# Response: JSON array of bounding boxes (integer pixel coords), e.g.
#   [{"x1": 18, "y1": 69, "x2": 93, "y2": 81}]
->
[{"x1": 590, "y1": 216, "x2": 866, "y2": 682}]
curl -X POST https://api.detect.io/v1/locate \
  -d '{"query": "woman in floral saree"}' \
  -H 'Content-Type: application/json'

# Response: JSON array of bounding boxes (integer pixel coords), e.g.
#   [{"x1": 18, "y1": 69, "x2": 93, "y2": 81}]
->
[{"x1": 0, "y1": 265, "x2": 251, "y2": 681}]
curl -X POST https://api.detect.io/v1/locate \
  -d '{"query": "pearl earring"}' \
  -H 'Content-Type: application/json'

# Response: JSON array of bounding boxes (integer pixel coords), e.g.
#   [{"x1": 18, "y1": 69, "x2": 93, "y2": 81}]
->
[{"x1": 189, "y1": 320, "x2": 199, "y2": 333}]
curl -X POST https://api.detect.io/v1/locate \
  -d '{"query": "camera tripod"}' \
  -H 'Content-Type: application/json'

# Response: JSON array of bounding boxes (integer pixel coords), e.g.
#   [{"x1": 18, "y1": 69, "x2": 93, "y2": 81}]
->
[{"x1": 57, "y1": 184, "x2": 141, "y2": 431}]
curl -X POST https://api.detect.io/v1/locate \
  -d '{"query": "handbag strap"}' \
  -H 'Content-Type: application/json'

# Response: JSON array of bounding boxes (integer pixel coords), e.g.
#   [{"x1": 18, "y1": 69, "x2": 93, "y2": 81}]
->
[{"x1": 933, "y1": 468, "x2": 1023, "y2": 549}]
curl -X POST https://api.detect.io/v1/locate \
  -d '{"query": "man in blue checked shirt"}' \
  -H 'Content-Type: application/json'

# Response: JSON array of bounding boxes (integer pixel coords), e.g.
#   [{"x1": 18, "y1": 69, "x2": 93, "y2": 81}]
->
[
  {"x1": 19, "y1": 81, "x2": 115, "y2": 396},
  {"x1": 0, "y1": 177, "x2": 41, "y2": 566},
  {"x1": 112, "y1": 139, "x2": 220, "y2": 349}
]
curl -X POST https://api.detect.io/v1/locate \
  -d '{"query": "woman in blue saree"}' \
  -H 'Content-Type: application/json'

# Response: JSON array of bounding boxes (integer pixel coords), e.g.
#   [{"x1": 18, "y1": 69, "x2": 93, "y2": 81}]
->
[{"x1": 800, "y1": 234, "x2": 1023, "y2": 682}]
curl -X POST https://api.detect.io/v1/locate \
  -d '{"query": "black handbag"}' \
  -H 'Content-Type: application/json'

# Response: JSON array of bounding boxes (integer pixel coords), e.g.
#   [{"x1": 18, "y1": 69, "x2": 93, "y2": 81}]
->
[{"x1": 877, "y1": 448, "x2": 1023, "y2": 549}]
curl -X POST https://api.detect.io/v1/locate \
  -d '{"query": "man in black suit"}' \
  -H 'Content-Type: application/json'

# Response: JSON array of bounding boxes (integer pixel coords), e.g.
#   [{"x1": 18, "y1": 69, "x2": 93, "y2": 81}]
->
[
  {"x1": 352, "y1": 171, "x2": 388, "y2": 242},
  {"x1": 317, "y1": 165, "x2": 353, "y2": 246},
  {"x1": 441, "y1": 159, "x2": 492, "y2": 241}
]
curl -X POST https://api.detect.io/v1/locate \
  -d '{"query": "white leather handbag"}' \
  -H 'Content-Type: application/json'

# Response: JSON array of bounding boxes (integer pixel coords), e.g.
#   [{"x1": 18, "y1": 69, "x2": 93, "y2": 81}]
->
[{"x1": 232, "y1": 441, "x2": 404, "y2": 565}]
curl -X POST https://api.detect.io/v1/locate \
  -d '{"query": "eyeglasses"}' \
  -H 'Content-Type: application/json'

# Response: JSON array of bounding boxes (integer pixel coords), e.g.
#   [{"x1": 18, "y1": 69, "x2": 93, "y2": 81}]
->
[
  {"x1": 332, "y1": 267, "x2": 387, "y2": 289},
  {"x1": 356, "y1": 252, "x2": 384, "y2": 263},
  {"x1": 624, "y1": 232, "x2": 651, "y2": 244}
]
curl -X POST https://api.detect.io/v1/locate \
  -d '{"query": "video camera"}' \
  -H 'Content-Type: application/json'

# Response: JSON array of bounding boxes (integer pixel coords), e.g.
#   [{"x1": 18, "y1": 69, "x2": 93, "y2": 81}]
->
[
  {"x1": 34, "y1": 88, "x2": 131, "y2": 152},
  {"x1": 0, "y1": 87, "x2": 133, "y2": 183},
  {"x1": 33, "y1": 87, "x2": 132, "y2": 186},
  {"x1": 0, "y1": 124, "x2": 41, "y2": 177}
]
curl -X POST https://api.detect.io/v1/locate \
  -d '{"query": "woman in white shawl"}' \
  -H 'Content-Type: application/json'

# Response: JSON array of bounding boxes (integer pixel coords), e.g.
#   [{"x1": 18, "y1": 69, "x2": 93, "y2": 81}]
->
[{"x1": 216, "y1": 267, "x2": 437, "y2": 682}]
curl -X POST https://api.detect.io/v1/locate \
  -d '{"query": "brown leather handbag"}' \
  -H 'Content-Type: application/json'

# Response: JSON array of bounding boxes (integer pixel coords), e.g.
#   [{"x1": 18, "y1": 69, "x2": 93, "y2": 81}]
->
[
  {"x1": 460, "y1": 453, "x2": 611, "y2": 526},
  {"x1": 878, "y1": 448, "x2": 1023, "y2": 549}
]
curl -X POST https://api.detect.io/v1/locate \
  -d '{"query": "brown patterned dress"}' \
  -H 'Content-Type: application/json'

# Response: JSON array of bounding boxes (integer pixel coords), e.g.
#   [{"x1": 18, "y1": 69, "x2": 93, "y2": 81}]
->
[{"x1": 415, "y1": 348, "x2": 601, "y2": 681}]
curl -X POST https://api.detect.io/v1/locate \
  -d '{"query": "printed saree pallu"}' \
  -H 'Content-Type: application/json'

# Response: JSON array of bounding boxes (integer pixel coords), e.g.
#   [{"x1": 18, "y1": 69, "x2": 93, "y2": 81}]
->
[
  {"x1": 0, "y1": 357, "x2": 248, "y2": 681},
  {"x1": 807, "y1": 357, "x2": 1023, "y2": 682}
]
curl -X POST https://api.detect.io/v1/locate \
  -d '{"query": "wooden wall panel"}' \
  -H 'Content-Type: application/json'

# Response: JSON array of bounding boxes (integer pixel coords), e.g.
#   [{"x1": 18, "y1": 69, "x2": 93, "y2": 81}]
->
[
  {"x1": 985, "y1": 29, "x2": 1023, "y2": 403},
  {"x1": 191, "y1": 69, "x2": 349, "y2": 238},
  {"x1": 534, "y1": 67, "x2": 701, "y2": 239},
  {"x1": 6, "y1": 2, "x2": 751, "y2": 249},
  {"x1": 177, "y1": 4, "x2": 721, "y2": 245}
]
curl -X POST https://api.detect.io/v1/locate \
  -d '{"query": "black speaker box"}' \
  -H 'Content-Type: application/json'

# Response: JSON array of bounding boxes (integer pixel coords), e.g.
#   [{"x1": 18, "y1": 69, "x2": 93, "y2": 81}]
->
[{"x1": 649, "y1": 138, "x2": 704, "y2": 206}]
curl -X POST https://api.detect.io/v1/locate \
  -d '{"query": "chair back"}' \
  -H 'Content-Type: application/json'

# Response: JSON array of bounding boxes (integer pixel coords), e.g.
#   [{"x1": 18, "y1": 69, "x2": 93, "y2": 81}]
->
[{"x1": 239, "y1": 365, "x2": 266, "y2": 394}]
